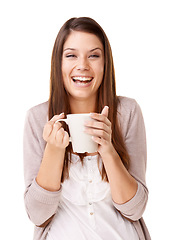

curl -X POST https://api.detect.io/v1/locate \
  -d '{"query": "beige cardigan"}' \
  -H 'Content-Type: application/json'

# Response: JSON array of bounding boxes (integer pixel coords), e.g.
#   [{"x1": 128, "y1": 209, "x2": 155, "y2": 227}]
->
[{"x1": 23, "y1": 96, "x2": 151, "y2": 240}]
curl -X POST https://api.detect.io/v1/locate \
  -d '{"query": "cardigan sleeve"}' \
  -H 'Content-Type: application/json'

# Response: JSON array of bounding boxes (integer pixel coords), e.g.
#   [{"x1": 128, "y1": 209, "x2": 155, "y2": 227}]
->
[
  {"x1": 113, "y1": 98, "x2": 148, "y2": 221},
  {"x1": 23, "y1": 107, "x2": 61, "y2": 226}
]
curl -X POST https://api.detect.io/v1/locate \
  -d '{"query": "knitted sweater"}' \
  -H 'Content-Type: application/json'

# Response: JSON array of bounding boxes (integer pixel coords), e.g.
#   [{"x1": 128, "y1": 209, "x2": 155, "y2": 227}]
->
[{"x1": 23, "y1": 96, "x2": 151, "y2": 240}]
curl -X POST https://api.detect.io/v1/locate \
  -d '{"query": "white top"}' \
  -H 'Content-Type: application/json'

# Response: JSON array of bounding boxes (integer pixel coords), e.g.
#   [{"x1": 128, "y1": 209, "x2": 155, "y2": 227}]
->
[{"x1": 46, "y1": 154, "x2": 139, "y2": 240}]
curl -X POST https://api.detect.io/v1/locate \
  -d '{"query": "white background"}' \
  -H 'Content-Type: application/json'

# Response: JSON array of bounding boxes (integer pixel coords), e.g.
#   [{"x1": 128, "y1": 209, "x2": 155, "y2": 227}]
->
[{"x1": 0, "y1": 0, "x2": 171, "y2": 239}]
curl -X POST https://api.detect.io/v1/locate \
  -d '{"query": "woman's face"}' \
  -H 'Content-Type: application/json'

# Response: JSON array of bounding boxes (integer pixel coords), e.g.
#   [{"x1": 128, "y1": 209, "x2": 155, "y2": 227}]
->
[{"x1": 62, "y1": 31, "x2": 104, "y2": 102}]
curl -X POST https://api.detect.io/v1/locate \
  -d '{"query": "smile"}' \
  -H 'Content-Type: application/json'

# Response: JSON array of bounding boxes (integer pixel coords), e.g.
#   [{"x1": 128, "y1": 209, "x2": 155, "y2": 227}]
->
[{"x1": 72, "y1": 76, "x2": 93, "y2": 85}]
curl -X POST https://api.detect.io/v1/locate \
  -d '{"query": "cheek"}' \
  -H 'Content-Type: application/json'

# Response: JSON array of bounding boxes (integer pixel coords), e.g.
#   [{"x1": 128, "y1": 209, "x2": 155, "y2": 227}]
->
[
  {"x1": 61, "y1": 61, "x2": 68, "y2": 77},
  {"x1": 62, "y1": 64, "x2": 72, "y2": 87},
  {"x1": 61, "y1": 64, "x2": 70, "y2": 91},
  {"x1": 62, "y1": 61, "x2": 76, "y2": 79},
  {"x1": 95, "y1": 60, "x2": 104, "y2": 76},
  {"x1": 95, "y1": 64, "x2": 104, "y2": 81},
  {"x1": 92, "y1": 68, "x2": 104, "y2": 90}
]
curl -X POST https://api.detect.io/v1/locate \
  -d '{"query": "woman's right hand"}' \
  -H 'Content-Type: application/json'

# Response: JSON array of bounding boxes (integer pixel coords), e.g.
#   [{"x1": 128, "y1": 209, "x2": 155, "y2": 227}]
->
[
  {"x1": 36, "y1": 113, "x2": 68, "y2": 192},
  {"x1": 43, "y1": 113, "x2": 70, "y2": 149}
]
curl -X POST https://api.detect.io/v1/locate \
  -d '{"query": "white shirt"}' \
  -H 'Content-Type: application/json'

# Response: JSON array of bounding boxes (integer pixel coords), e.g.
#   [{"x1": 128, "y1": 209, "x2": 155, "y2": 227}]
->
[{"x1": 46, "y1": 154, "x2": 139, "y2": 240}]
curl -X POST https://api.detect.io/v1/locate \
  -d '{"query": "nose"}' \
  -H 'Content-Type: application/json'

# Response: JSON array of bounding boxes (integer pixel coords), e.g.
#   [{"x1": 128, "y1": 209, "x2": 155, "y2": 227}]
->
[{"x1": 76, "y1": 57, "x2": 90, "y2": 71}]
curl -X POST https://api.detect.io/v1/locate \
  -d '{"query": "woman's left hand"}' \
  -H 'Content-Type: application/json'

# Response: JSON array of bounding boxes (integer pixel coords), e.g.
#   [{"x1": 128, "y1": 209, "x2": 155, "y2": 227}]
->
[{"x1": 84, "y1": 106, "x2": 115, "y2": 156}]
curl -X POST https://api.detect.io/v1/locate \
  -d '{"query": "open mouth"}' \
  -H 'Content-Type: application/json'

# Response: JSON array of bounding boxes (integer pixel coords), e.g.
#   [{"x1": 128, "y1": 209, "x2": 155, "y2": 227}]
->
[{"x1": 72, "y1": 76, "x2": 93, "y2": 85}]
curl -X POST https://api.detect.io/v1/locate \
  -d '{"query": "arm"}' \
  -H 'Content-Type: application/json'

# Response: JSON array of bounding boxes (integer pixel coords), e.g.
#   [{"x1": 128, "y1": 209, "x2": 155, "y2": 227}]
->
[
  {"x1": 36, "y1": 113, "x2": 69, "y2": 192},
  {"x1": 84, "y1": 99, "x2": 148, "y2": 221},
  {"x1": 23, "y1": 109, "x2": 69, "y2": 226},
  {"x1": 113, "y1": 99, "x2": 148, "y2": 221},
  {"x1": 100, "y1": 149, "x2": 138, "y2": 206}
]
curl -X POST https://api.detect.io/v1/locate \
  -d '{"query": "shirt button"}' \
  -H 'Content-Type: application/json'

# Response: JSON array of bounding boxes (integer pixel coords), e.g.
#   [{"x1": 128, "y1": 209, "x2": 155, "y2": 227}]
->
[
  {"x1": 88, "y1": 157, "x2": 91, "y2": 161},
  {"x1": 89, "y1": 202, "x2": 92, "y2": 205},
  {"x1": 89, "y1": 180, "x2": 92, "y2": 183},
  {"x1": 90, "y1": 212, "x2": 94, "y2": 215}
]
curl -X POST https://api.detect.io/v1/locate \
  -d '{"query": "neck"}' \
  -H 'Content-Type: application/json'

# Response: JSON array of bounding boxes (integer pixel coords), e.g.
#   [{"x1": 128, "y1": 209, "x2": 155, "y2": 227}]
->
[{"x1": 69, "y1": 96, "x2": 97, "y2": 114}]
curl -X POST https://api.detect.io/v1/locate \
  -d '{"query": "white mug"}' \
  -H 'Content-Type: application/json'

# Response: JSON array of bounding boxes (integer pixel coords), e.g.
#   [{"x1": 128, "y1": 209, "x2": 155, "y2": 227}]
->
[{"x1": 56, "y1": 113, "x2": 98, "y2": 153}]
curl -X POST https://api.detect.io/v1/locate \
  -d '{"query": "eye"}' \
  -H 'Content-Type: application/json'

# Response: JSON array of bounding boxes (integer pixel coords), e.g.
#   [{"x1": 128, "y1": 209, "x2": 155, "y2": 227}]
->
[
  {"x1": 66, "y1": 54, "x2": 77, "y2": 58},
  {"x1": 89, "y1": 54, "x2": 100, "y2": 59}
]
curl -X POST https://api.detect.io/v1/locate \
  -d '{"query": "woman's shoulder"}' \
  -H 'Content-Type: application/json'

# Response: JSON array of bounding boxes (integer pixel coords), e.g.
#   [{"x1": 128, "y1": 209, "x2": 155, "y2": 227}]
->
[
  {"x1": 117, "y1": 96, "x2": 144, "y2": 136},
  {"x1": 27, "y1": 101, "x2": 48, "y2": 117},
  {"x1": 28, "y1": 101, "x2": 49, "y2": 115},
  {"x1": 117, "y1": 96, "x2": 139, "y2": 115},
  {"x1": 25, "y1": 101, "x2": 49, "y2": 129}
]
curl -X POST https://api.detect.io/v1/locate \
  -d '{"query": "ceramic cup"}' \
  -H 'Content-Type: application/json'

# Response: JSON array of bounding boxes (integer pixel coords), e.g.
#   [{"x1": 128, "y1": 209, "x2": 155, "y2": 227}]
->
[{"x1": 56, "y1": 113, "x2": 98, "y2": 153}]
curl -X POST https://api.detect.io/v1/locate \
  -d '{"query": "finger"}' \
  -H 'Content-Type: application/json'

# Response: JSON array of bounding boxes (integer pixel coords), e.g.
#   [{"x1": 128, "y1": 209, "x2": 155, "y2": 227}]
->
[
  {"x1": 84, "y1": 120, "x2": 111, "y2": 134},
  {"x1": 48, "y1": 113, "x2": 64, "y2": 131},
  {"x1": 49, "y1": 113, "x2": 64, "y2": 123},
  {"x1": 62, "y1": 131, "x2": 70, "y2": 146},
  {"x1": 101, "y1": 106, "x2": 109, "y2": 117},
  {"x1": 55, "y1": 127, "x2": 65, "y2": 144},
  {"x1": 85, "y1": 127, "x2": 110, "y2": 141},
  {"x1": 43, "y1": 113, "x2": 65, "y2": 143},
  {"x1": 90, "y1": 112, "x2": 111, "y2": 127},
  {"x1": 43, "y1": 123, "x2": 53, "y2": 140},
  {"x1": 49, "y1": 122, "x2": 63, "y2": 141},
  {"x1": 43, "y1": 120, "x2": 61, "y2": 139},
  {"x1": 92, "y1": 136, "x2": 107, "y2": 146}
]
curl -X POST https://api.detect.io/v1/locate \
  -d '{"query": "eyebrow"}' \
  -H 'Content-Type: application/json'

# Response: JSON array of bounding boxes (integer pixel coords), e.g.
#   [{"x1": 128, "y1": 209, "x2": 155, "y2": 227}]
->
[
  {"x1": 63, "y1": 47, "x2": 103, "y2": 52},
  {"x1": 63, "y1": 48, "x2": 76, "y2": 52},
  {"x1": 90, "y1": 47, "x2": 103, "y2": 52}
]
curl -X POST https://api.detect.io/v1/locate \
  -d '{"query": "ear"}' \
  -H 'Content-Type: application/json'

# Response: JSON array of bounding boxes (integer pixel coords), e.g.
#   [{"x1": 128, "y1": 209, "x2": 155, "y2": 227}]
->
[{"x1": 101, "y1": 106, "x2": 109, "y2": 117}]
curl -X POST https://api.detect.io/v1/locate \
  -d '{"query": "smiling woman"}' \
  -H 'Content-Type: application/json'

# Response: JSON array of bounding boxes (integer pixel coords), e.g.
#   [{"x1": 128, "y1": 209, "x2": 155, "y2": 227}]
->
[
  {"x1": 23, "y1": 17, "x2": 151, "y2": 240},
  {"x1": 62, "y1": 31, "x2": 104, "y2": 110}
]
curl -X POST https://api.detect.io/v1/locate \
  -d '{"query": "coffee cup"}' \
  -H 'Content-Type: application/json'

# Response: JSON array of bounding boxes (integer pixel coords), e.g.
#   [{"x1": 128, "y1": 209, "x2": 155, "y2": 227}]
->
[{"x1": 55, "y1": 113, "x2": 98, "y2": 153}]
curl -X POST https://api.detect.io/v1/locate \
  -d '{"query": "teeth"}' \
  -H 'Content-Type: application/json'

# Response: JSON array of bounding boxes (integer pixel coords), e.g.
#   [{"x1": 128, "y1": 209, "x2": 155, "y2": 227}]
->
[{"x1": 72, "y1": 76, "x2": 93, "y2": 82}]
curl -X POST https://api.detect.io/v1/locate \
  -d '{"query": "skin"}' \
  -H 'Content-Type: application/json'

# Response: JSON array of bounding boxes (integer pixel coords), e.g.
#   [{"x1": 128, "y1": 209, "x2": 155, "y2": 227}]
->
[
  {"x1": 36, "y1": 31, "x2": 137, "y2": 205},
  {"x1": 62, "y1": 30, "x2": 104, "y2": 114}
]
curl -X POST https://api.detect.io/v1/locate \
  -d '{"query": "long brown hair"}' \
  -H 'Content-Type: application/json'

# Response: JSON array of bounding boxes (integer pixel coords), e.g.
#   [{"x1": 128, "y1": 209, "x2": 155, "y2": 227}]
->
[{"x1": 49, "y1": 17, "x2": 130, "y2": 181}]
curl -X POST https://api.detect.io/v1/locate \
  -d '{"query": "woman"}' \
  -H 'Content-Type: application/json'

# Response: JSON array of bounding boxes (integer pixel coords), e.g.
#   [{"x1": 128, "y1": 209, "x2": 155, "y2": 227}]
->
[{"x1": 23, "y1": 17, "x2": 151, "y2": 240}]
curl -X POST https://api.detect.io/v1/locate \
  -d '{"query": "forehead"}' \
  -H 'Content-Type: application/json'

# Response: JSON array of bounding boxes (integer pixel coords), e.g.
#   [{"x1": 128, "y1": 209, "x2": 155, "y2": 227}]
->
[{"x1": 63, "y1": 31, "x2": 103, "y2": 51}]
